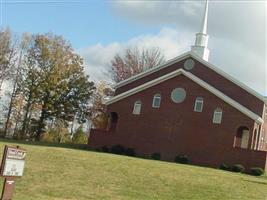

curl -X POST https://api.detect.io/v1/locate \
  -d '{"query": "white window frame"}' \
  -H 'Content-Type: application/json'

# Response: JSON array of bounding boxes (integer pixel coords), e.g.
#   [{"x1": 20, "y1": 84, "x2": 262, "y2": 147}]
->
[
  {"x1": 152, "y1": 94, "x2": 161, "y2": 108},
  {"x1": 133, "y1": 100, "x2": 142, "y2": 115},
  {"x1": 194, "y1": 97, "x2": 203, "y2": 112},
  {"x1": 213, "y1": 108, "x2": 223, "y2": 124}
]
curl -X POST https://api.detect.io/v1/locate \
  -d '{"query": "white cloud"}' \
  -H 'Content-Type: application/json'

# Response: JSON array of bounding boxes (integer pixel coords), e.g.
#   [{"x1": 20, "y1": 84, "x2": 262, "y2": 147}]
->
[
  {"x1": 78, "y1": 28, "x2": 192, "y2": 83},
  {"x1": 209, "y1": 37, "x2": 266, "y2": 95},
  {"x1": 79, "y1": 43, "x2": 122, "y2": 82},
  {"x1": 110, "y1": 1, "x2": 202, "y2": 29},
  {"x1": 111, "y1": 1, "x2": 266, "y2": 55}
]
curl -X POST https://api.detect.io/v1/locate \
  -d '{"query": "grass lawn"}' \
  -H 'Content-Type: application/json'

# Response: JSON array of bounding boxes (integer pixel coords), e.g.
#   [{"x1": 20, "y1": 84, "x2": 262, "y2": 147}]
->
[{"x1": 0, "y1": 140, "x2": 265, "y2": 200}]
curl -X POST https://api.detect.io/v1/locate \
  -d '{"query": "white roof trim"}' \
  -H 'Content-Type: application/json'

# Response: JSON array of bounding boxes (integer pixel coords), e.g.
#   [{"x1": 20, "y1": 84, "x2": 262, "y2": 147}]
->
[
  {"x1": 114, "y1": 51, "x2": 266, "y2": 103},
  {"x1": 106, "y1": 68, "x2": 263, "y2": 124},
  {"x1": 114, "y1": 51, "x2": 190, "y2": 89}
]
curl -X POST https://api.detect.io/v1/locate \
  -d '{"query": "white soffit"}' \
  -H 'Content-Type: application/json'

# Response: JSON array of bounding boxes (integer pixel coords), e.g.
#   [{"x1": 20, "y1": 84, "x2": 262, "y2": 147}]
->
[{"x1": 106, "y1": 69, "x2": 263, "y2": 124}]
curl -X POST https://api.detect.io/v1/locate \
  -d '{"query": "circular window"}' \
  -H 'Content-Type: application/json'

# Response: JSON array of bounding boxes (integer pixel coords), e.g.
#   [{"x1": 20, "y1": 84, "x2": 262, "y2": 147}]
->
[
  {"x1": 184, "y1": 59, "x2": 195, "y2": 70},
  {"x1": 171, "y1": 88, "x2": 186, "y2": 103}
]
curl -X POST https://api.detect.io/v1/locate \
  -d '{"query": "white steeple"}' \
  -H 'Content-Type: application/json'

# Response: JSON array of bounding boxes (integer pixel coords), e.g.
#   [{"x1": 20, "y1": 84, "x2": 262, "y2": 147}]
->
[{"x1": 191, "y1": 0, "x2": 210, "y2": 61}]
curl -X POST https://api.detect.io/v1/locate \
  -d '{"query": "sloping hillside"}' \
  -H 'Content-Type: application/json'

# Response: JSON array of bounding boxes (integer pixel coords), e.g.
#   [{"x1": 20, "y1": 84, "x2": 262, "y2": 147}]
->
[{"x1": 0, "y1": 140, "x2": 266, "y2": 200}]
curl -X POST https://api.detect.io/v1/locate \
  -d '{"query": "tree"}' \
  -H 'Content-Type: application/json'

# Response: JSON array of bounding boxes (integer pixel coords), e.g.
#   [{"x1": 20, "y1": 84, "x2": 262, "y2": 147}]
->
[
  {"x1": 4, "y1": 33, "x2": 31, "y2": 137},
  {"x1": 20, "y1": 35, "x2": 42, "y2": 138},
  {"x1": 0, "y1": 28, "x2": 17, "y2": 93},
  {"x1": 22, "y1": 34, "x2": 95, "y2": 140},
  {"x1": 90, "y1": 81, "x2": 113, "y2": 129},
  {"x1": 110, "y1": 47, "x2": 165, "y2": 83},
  {"x1": 89, "y1": 47, "x2": 164, "y2": 130},
  {"x1": 42, "y1": 119, "x2": 71, "y2": 143}
]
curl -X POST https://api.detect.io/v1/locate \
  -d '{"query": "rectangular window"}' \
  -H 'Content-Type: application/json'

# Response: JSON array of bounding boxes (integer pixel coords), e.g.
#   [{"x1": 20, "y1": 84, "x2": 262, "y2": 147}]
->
[
  {"x1": 152, "y1": 97, "x2": 161, "y2": 108},
  {"x1": 194, "y1": 98, "x2": 203, "y2": 112},
  {"x1": 133, "y1": 101, "x2": 141, "y2": 115},
  {"x1": 213, "y1": 111, "x2": 222, "y2": 124}
]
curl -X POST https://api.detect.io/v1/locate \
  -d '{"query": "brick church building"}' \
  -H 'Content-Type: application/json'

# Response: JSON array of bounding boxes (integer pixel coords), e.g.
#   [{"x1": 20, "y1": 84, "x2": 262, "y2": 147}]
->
[{"x1": 88, "y1": 0, "x2": 267, "y2": 172}]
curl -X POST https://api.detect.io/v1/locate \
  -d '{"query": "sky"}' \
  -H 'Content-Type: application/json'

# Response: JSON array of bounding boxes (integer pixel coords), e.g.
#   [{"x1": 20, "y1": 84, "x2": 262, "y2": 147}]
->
[{"x1": 1, "y1": 0, "x2": 267, "y2": 95}]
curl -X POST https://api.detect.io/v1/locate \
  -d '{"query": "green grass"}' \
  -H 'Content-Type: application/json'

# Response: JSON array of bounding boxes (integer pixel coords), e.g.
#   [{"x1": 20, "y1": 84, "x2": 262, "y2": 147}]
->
[{"x1": 0, "y1": 140, "x2": 265, "y2": 200}]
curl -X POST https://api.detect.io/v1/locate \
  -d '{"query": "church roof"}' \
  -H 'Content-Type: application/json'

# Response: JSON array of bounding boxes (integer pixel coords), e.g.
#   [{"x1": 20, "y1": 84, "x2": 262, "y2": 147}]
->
[
  {"x1": 114, "y1": 51, "x2": 266, "y2": 103},
  {"x1": 107, "y1": 68, "x2": 263, "y2": 124}
]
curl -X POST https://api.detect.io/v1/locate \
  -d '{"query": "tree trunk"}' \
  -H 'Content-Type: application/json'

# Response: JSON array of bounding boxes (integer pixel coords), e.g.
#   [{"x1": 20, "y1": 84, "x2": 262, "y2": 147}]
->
[
  {"x1": 21, "y1": 93, "x2": 32, "y2": 138},
  {"x1": 3, "y1": 85, "x2": 17, "y2": 137},
  {"x1": 36, "y1": 93, "x2": 49, "y2": 141}
]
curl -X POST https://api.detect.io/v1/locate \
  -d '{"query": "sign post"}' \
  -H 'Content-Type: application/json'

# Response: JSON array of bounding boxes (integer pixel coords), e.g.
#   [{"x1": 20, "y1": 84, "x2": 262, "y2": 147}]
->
[{"x1": 0, "y1": 146, "x2": 26, "y2": 200}]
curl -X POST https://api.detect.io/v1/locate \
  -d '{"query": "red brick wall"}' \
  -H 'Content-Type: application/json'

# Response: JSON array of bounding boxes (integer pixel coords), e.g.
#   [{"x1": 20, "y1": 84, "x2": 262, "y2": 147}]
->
[
  {"x1": 115, "y1": 57, "x2": 264, "y2": 116},
  {"x1": 89, "y1": 74, "x2": 267, "y2": 171},
  {"x1": 89, "y1": 129, "x2": 267, "y2": 172}
]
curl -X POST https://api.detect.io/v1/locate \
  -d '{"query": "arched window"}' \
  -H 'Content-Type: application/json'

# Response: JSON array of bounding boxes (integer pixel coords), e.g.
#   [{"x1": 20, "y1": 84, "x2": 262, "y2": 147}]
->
[
  {"x1": 194, "y1": 97, "x2": 203, "y2": 112},
  {"x1": 133, "y1": 100, "x2": 142, "y2": 115},
  {"x1": 234, "y1": 127, "x2": 250, "y2": 149},
  {"x1": 213, "y1": 108, "x2": 222, "y2": 124},
  {"x1": 152, "y1": 94, "x2": 161, "y2": 108}
]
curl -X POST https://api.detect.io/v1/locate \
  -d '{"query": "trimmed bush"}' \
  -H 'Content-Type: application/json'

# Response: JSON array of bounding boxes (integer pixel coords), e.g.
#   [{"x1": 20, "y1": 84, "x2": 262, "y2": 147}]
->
[
  {"x1": 219, "y1": 163, "x2": 231, "y2": 171},
  {"x1": 231, "y1": 164, "x2": 245, "y2": 173},
  {"x1": 101, "y1": 146, "x2": 109, "y2": 153},
  {"x1": 151, "y1": 152, "x2": 161, "y2": 160},
  {"x1": 110, "y1": 145, "x2": 125, "y2": 155},
  {"x1": 250, "y1": 168, "x2": 265, "y2": 176},
  {"x1": 125, "y1": 148, "x2": 136, "y2": 157},
  {"x1": 174, "y1": 155, "x2": 189, "y2": 164}
]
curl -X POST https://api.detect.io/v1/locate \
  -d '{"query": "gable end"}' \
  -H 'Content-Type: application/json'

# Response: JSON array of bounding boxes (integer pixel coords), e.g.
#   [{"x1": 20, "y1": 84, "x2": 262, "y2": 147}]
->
[{"x1": 107, "y1": 69, "x2": 263, "y2": 124}]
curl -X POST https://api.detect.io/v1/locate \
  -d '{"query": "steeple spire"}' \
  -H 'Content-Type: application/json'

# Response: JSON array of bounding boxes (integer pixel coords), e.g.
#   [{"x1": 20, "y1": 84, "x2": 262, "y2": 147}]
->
[
  {"x1": 191, "y1": 0, "x2": 210, "y2": 61},
  {"x1": 201, "y1": 0, "x2": 209, "y2": 34}
]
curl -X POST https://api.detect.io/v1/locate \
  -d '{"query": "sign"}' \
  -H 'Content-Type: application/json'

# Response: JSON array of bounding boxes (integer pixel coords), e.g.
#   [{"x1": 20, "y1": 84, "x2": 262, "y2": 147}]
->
[
  {"x1": 1, "y1": 146, "x2": 26, "y2": 177},
  {"x1": 3, "y1": 159, "x2": 25, "y2": 177},
  {"x1": 0, "y1": 146, "x2": 26, "y2": 200}
]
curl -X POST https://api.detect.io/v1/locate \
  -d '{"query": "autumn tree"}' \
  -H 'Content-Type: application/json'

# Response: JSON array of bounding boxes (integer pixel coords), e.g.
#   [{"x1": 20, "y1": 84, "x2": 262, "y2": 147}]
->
[
  {"x1": 22, "y1": 34, "x2": 95, "y2": 140},
  {"x1": 90, "y1": 47, "x2": 164, "y2": 130},
  {"x1": 110, "y1": 47, "x2": 165, "y2": 83},
  {"x1": 4, "y1": 33, "x2": 31, "y2": 137},
  {"x1": 0, "y1": 28, "x2": 17, "y2": 93},
  {"x1": 89, "y1": 81, "x2": 113, "y2": 129}
]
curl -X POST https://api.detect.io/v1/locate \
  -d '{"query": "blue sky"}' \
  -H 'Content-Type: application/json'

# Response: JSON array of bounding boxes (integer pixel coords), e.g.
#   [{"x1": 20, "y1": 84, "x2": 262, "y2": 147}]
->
[
  {"x1": 1, "y1": 0, "x2": 266, "y2": 95},
  {"x1": 2, "y1": 0, "x2": 161, "y2": 48}
]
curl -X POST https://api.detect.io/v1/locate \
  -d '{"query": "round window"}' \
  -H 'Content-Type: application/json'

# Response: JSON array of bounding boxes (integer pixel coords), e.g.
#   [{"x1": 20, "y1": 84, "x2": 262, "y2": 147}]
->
[
  {"x1": 171, "y1": 88, "x2": 186, "y2": 103},
  {"x1": 184, "y1": 59, "x2": 195, "y2": 70}
]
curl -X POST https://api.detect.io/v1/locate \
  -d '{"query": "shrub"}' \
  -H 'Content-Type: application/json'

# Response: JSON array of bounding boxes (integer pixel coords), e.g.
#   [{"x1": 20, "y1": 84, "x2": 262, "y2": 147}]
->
[
  {"x1": 219, "y1": 163, "x2": 231, "y2": 171},
  {"x1": 250, "y1": 168, "x2": 265, "y2": 176},
  {"x1": 174, "y1": 155, "x2": 189, "y2": 164},
  {"x1": 95, "y1": 148, "x2": 101, "y2": 152},
  {"x1": 125, "y1": 148, "x2": 136, "y2": 157},
  {"x1": 41, "y1": 132, "x2": 54, "y2": 143},
  {"x1": 41, "y1": 119, "x2": 71, "y2": 143},
  {"x1": 101, "y1": 146, "x2": 109, "y2": 153},
  {"x1": 72, "y1": 127, "x2": 88, "y2": 144},
  {"x1": 151, "y1": 152, "x2": 161, "y2": 160},
  {"x1": 110, "y1": 145, "x2": 125, "y2": 155},
  {"x1": 231, "y1": 164, "x2": 245, "y2": 173}
]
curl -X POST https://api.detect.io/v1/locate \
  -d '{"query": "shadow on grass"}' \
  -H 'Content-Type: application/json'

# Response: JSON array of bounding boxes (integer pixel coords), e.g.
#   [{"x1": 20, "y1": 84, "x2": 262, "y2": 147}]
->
[{"x1": 0, "y1": 138, "x2": 95, "y2": 152}]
